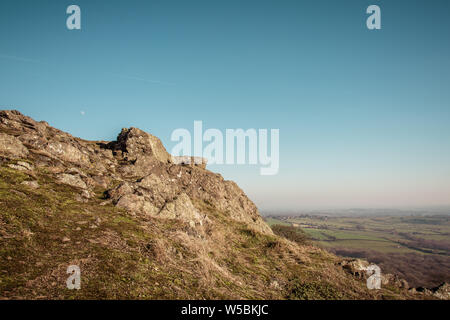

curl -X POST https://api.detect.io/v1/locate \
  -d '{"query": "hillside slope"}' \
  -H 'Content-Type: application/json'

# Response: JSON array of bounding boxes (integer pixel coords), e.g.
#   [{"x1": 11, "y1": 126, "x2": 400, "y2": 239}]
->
[{"x1": 0, "y1": 110, "x2": 437, "y2": 299}]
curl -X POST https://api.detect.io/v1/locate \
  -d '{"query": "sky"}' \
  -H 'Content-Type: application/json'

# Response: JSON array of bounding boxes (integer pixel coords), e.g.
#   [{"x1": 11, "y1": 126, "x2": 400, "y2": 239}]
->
[{"x1": 1, "y1": 0, "x2": 449, "y2": 212}]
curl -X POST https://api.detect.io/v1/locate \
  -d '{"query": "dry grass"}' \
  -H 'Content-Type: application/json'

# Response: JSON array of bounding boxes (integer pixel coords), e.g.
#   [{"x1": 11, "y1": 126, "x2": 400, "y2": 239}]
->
[{"x1": 0, "y1": 164, "x2": 419, "y2": 300}]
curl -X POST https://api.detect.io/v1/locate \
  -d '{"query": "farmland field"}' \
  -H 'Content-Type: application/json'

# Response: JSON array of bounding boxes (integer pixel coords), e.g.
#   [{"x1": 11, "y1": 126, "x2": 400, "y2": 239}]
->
[{"x1": 264, "y1": 214, "x2": 450, "y2": 287}]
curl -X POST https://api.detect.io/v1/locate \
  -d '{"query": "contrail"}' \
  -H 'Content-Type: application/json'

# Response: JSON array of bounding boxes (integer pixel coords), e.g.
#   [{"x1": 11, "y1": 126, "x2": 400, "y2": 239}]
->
[{"x1": 0, "y1": 54, "x2": 174, "y2": 86}]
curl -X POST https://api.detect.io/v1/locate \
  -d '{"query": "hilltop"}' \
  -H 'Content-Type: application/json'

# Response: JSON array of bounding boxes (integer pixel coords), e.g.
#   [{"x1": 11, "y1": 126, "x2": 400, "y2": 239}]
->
[{"x1": 0, "y1": 110, "x2": 445, "y2": 299}]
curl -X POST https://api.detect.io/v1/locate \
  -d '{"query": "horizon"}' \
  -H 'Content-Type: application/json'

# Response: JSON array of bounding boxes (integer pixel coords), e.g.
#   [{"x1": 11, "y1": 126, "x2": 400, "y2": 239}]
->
[
  {"x1": 1, "y1": 0, "x2": 450, "y2": 211},
  {"x1": 261, "y1": 206, "x2": 450, "y2": 216}
]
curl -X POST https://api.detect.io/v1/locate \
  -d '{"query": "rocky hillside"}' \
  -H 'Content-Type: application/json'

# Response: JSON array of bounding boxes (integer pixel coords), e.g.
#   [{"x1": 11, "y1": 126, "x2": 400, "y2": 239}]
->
[{"x1": 0, "y1": 110, "x2": 445, "y2": 299}]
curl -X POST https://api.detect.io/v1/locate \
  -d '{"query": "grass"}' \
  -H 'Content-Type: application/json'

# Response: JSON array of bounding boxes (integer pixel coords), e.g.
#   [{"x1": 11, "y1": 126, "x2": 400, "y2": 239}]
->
[
  {"x1": 282, "y1": 215, "x2": 450, "y2": 256},
  {"x1": 264, "y1": 217, "x2": 291, "y2": 227},
  {"x1": 266, "y1": 214, "x2": 450, "y2": 288},
  {"x1": 287, "y1": 280, "x2": 344, "y2": 300},
  {"x1": 0, "y1": 164, "x2": 418, "y2": 299}
]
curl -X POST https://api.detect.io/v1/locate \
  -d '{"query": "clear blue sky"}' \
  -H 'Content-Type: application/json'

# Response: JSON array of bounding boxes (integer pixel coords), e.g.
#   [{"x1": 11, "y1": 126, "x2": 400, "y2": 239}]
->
[{"x1": 1, "y1": 0, "x2": 449, "y2": 211}]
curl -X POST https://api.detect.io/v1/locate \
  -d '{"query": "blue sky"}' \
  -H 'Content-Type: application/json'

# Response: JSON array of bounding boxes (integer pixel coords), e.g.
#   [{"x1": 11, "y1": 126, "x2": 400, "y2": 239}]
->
[{"x1": 1, "y1": 0, "x2": 449, "y2": 211}]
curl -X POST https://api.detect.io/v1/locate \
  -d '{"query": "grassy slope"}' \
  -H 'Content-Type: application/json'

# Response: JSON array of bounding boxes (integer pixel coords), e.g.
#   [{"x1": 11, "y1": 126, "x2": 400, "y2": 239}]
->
[
  {"x1": 264, "y1": 216, "x2": 450, "y2": 288},
  {"x1": 0, "y1": 164, "x2": 416, "y2": 300}
]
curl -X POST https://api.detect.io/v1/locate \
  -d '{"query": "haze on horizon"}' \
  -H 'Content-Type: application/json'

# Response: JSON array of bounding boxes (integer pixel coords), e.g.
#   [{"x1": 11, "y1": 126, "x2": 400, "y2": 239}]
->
[{"x1": 1, "y1": 0, "x2": 449, "y2": 211}]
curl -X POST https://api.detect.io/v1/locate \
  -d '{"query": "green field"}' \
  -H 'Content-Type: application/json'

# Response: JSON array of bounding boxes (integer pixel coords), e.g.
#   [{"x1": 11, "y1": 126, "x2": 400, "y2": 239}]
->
[
  {"x1": 265, "y1": 215, "x2": 450, "y2": 255},
  {"x1": 265, "y1": 214, "x2": 450, "y2": 287}
]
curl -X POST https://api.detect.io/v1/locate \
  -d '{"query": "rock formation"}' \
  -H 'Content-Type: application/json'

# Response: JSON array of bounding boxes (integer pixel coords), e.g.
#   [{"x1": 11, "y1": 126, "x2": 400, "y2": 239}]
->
[
  {"x1": 0, "y1": 110, "x2": 271, "y2": 235},
  {"x1": 339, "y1": 259, "x2": 409, "y2": 289}
]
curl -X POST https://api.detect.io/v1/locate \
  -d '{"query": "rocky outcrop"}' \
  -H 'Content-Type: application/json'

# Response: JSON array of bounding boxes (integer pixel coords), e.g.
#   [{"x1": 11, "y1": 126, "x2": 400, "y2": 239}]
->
[
  {"x1": 432, "y1": 283, "x2": 450, "y2": 300},
  {"x1": 57, "y1": 173, "x2": 88, "y2": 189},
  {"x1": 0, "y1": 133, "x2": 29, "y2": 159},
  {"x1": 0, "y1": 110, "x2": 272, "y2": 235},
  {"x1": 339, "y1": 258, "x2": 415, "y2": 292},
  {"x1": 45, "y1": 141, "x2": 90, "y2": 166},
  {"x1": 339, "y1": 259, "x2": 370, "y2": 279},
  {"x1": 381, "y1": 273, "x2": 409, "y2": 289},
  {"x1": 158, "y1": 193, "x2": 209, "y2": 228},
  {"x1": 7, "y1": 161, "x2": 33, "y2": 171},
  {"x1": 410, "y1": 282, "x2": 450, "y2": 300},
  {"x1": 172, "y1": 155, "x2": 208, "y2": 169},
  {"x1": 113, "y1": 127, "x2": 172, "y2": 164}
]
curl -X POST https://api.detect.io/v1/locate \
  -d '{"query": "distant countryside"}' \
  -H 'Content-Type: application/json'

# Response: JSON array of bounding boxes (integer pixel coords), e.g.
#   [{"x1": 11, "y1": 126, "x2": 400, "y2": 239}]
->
[{"x1": 265, "y1": 214, "x2": 450, "y2": 288}]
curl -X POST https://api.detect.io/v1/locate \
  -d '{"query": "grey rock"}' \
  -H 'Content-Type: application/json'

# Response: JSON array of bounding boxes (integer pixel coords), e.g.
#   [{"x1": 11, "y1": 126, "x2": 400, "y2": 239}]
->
[
  {"x1": 57, "y1": 173, "x2": 87, "y2": 189},
  {"x1": 21, "y1": 180, "x2": 40, "y2": 189},
  {"x1": 0, "y1": 133, "x2": 29, "y2": 159},
  {"x1": 431, "y1": 282, "x2": 450, "y2": 300}
]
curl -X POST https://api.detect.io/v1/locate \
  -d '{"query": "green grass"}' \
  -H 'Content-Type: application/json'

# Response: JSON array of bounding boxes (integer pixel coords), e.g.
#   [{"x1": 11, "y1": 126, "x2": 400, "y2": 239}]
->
[
  {"x1": 263, "y1": 217, "x2": 291, "y2": 227},
  {"x1": 281, "y1": 215, "x2": 450, "y2": 256}
]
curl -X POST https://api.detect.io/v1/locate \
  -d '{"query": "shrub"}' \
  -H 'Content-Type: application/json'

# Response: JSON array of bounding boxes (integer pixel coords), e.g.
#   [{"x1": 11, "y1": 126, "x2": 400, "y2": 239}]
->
[{"x1": 271, "y1": 225, "x2": 310, "y2": 245}]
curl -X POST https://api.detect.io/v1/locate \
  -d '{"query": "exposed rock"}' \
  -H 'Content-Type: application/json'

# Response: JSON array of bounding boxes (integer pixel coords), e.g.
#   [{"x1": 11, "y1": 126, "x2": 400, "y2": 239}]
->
[
  {"x1": 431, "y1": 282, "x2": 450, "y2": 300},
  {"x1": 0, "y1": 133, "x2": 29, "y2": 158},
  {"x1": 18, "y1": 133, "x2": 48, "y2": 151},
  {"x1": 99, "y1": 199, "x2": 113, "y2": 206},
  {"x1": 108, "y1": 182, "x2": 135, "y2": 203},
  {"x1": 92, "y1": 175, "x2": 111, "y2": 189},
  {"x1": 381, "y1": 273, "x2": 409, "y2": 289},
  {"x1": 7, "y1": 161, "x2": 33, "y2": 171},
  {"x1": 114, "y1": 127, "x2": 172, "y2": 164},
  {"x1": 81, "y1": 189, "x2": 92, "y2": 199},
  {"x1": 0, "y1": 110, "x2": 273, "y2": 236},
  {"x1": 116, "y1": 193, "x2": 159, "y2": 215},
  {"x1": 17, "y1": 161, "x2": 33, "y2": 170},
  {"x1": 339, "y1": 259, "x2": 370, "y2": 279},
  {"x1": 118, "y1": 155, "x2": 160, "y2": 177},
  {"x1": 21, "y1": 180, "x2": 40, "y2": 189},
  {"x1": 172, "y1": 155, "x2": 208, "y2": 169},
  {"x1": 8, "y1": 164, "x2": 26, "y2": 171},
  {"x1": 408, "y1": 288, "x2": 417, "y2": 294},
  {"x1": 45, "y1": 142, "x2": 90, "y2": 167},
  {"x1": 75, "y1": 189, "x2": 92, "y2": 203},
  {"x1": 339, "y1": 259, "x2": 411, "y2": 290},
  {"x1": 57, "y1": 173, "x2": 87, "y2": 189},
  {"x1": 136, "y1": 173, "x2": 180, "y2": 207},
  {"x1": 158, "y1": 193, "x2": 206, "y2": 227},
  {"x1": 0, "y1": 110, "x2": 47, "y2": 135},
  {"x1": 66, "y1": 167, "x2": 87, "y2": 177}
]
